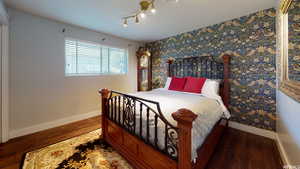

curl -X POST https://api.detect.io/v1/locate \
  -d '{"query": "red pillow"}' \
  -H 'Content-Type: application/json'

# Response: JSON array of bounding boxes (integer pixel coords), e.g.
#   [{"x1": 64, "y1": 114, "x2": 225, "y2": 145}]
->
[
  {"x1": 168, "y1": 77, "x2": 187, "y2": 91},
  {"x1": 183, "y1": 77, "x2": 207, "y2": 93}
]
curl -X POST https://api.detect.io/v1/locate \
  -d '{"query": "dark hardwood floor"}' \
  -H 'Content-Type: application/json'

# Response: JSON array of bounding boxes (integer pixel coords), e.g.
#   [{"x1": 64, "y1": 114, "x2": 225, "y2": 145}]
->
[
  {"x1": 206, "y1": 128, "x2": 283, "y2": 169},
  {"x1": 0, "y1": 116, "x2": 282, "y2": 169}
]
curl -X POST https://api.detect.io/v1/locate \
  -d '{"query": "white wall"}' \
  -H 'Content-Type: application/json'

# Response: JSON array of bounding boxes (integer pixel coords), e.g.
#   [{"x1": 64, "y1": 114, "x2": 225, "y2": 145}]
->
[
  {"x1": 0, "y1": 0, "x2": 9, "y2": 143},
  {"x1": 8, "y1": 8, "x2": 140, "y2": 134},
  {"x1": 0, "y1": 0, "x2": 8, "y2": 24},
  {"x1": 277, "y1": 91, "x2": 300, "y2": 165}
]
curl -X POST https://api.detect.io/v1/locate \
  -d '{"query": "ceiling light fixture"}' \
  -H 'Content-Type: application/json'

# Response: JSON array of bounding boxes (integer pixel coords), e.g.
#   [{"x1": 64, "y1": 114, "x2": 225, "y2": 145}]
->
[
  {"x1": 123, "y1": 19, "x2": 128, "y2": 27},
  {"x1": 140, "y1": 11, "x2": 146, "y2": 18},
  {"x1": 150, "y1": 8, "x2": 156, "y2": 14},
  {"x1": 150, "y1": 3, "x2": 156, "y2": 14},
  {"x1": 122, "y1": 0, "x2": 157, "y2": 27},
  {"x1": 135, "y1": 15, "x2": 140, "y2": 24}
]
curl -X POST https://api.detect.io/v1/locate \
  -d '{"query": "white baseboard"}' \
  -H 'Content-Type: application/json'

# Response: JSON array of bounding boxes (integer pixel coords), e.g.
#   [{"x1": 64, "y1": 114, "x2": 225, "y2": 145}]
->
[
  {"x1": 228, "y1": 121, "x2": 276, "y2": 139},
  {"x1": 9, "y1": 111, "x2": 101, "y2": 139},
  {"x1": 276, "y1": 134, "x2": 290, "y2": 165}
]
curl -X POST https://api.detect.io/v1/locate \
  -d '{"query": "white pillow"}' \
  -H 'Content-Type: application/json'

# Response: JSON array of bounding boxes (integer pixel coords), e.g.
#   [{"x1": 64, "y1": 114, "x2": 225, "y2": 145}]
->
[
  {"x1": 202, "y1": 79, "x2": 220, "y2": 96},
  {"x1": 164, "y1": 77, "x2": 172, "y2": 89}
]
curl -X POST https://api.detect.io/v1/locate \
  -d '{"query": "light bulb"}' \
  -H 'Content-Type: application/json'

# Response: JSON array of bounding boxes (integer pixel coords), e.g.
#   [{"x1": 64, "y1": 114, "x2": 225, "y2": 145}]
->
[
  {"x1": 151, "y1": 3, "x2": 156, "y2": 14},
  {"x1": 123, "y1": 19, "x2": 128, "y2": 27},
  {"x1": 135, "y1": 16, "x2": 140, "y2": 24},
  {"x1": 140, "y1": 12, "x2": 146, "y2": 18},
  {"x1": 151, "y1": 8, "x2": 156, "y2": 14}
]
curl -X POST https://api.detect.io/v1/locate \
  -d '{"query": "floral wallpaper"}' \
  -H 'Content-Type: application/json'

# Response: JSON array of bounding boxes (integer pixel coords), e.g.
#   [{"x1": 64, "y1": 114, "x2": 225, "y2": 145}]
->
[{"x1": 147, "y1": 8, "x2": 277, "y2": 131}]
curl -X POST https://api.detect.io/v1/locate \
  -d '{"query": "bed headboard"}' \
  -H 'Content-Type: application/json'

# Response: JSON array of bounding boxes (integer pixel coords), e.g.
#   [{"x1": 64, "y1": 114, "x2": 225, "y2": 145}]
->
[{"x1": 167, "y1": 54, "x2": 230, "y2": 107}]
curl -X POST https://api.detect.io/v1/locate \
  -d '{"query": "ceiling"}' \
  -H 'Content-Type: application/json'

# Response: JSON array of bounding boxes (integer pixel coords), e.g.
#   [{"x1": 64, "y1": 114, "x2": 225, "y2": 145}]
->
[{"x1": 5, "y1": 0, "x2": 276, "y2": 42}]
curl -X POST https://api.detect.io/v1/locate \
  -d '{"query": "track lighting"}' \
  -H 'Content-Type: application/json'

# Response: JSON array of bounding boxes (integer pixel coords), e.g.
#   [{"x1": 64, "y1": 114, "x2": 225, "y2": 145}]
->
[{"x1": 122, "y1": 0, "x2": 156, "y2": 27}]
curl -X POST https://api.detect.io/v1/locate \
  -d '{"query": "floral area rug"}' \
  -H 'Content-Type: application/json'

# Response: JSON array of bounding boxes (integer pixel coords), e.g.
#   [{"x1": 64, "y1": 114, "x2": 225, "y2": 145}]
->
[{"x1": 22, "y1": 130, "x2": 133, "y2": 169}]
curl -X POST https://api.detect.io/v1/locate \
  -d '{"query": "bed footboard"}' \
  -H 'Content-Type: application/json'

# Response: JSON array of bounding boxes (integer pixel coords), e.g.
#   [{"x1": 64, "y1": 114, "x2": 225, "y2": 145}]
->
[{"x1": 100, "y1": 88, "x2": 198, "y2": 169}]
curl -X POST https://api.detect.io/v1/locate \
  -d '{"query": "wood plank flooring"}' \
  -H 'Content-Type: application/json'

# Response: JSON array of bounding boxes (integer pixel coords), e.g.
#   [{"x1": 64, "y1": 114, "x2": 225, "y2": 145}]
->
[
  {"x1": 0, "y1": 116, "x2": 101, "y2": 169},
  {"x1": 0, "y1": 116, "x2": 282, "y2": 169},
  {"x1": 206, "y1": 128, "x2": 283, "y2": 169}
]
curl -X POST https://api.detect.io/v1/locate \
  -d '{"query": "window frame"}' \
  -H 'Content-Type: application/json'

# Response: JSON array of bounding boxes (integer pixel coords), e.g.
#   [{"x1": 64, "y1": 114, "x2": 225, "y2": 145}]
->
[{"x1": 64, "y1": 37, "x2": 128, "y2": 77}]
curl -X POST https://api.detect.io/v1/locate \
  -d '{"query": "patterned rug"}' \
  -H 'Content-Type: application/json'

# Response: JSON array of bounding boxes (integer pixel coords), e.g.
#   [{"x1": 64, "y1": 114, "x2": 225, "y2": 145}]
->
[{"x1": 22, "y1": 130, "x2": 133, "y2": 169}]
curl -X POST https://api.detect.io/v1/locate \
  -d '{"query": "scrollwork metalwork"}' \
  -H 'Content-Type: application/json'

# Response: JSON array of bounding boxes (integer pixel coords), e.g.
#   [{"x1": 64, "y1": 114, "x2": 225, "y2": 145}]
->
[
  {"x1": 123, "y1": 97, "x2": 136, "y2": 132},
  {"x1": 165, "y1": 126, "x2": 179, "y2": 160},
  {"x1": 107, "y1": 91, "x2": 179, "y2": 160}
]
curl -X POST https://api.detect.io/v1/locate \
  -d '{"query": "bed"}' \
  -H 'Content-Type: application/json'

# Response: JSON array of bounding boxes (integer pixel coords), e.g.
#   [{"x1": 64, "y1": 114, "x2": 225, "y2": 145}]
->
[{"x1": 99, "y1": 54, "x2": 230, "y2": 169}]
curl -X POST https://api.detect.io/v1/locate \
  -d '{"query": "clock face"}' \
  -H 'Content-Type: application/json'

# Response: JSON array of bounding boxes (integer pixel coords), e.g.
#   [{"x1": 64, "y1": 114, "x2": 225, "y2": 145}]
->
[{"x1": 140, "y1": 55, "x2": 149, "y2": 68}]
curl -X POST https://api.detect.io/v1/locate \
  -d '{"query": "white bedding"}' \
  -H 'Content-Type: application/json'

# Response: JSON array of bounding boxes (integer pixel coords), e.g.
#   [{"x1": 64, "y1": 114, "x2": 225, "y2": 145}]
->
[{"x1": 125, "y1": 88, "x2": 230, "y2": 160}]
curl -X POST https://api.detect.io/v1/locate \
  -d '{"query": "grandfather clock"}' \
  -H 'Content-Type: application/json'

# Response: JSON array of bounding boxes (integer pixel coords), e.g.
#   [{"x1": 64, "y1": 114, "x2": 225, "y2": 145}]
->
[{"x1": 137, "y1": 47, "x2": 152, "y2": 91}]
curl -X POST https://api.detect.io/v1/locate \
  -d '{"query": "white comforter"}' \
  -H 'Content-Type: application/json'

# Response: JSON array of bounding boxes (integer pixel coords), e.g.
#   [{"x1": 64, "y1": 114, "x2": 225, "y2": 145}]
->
[{"x1": 127, "y1": 88, "x2": 230, "y2": 160}]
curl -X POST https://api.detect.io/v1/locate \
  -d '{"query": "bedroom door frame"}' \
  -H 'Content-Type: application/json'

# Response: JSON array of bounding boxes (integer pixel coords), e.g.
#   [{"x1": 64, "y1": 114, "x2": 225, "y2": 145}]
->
[{"x1": 1, "y1": 24, "x2": 9, "y2": 143}]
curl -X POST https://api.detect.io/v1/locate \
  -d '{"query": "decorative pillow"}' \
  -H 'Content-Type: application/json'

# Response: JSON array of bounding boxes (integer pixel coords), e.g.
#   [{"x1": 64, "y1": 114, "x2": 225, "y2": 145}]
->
[
  {"x1": 164, "y1": 77, "x2": 172, "y2": 89},
  {"x1": 202, "y1": 79, "x2": 221, "y2": 96},
  {"x1": 183, "y1": 77, "x2": 207, "y2": 93},
  {"x1": 168, "y1": 77, "x2": 187, "y2": 91}
]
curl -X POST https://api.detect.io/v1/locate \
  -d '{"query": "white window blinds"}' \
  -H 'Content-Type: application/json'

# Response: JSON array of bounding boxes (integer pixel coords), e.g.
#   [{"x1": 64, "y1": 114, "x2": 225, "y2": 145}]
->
[{"x1": 65, "y1": 38, "x2": 128, "y2": 76}]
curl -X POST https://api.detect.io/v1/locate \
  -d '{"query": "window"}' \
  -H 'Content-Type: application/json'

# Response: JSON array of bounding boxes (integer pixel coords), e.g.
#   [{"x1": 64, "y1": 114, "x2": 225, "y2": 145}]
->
[{"x1": 65, "y1": 38, "x2": 128, "y2": 76}]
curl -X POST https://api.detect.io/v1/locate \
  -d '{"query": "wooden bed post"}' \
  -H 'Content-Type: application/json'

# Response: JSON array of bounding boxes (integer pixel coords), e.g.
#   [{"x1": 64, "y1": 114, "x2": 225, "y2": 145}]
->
[
  {"x1": 168, "y1": 63, "x2": 172, "y2": 77},
  {"x1": 172, "y1": 108, "x2": 198, "y2": 169},
  {"x1": 100, "y1": 88, "x2": 110, "y2": 140},
  {"x1": 222, "y1": 54, "x2": 230, "y2": 108},
  {"x1": 167, "y1": 58, "x2": 174, "y2": 77}
]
